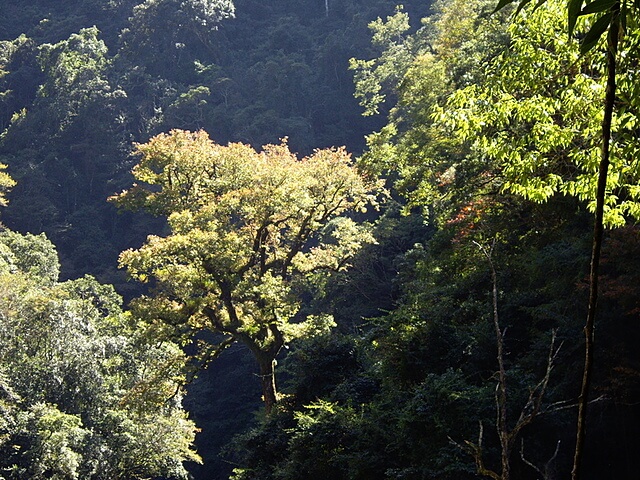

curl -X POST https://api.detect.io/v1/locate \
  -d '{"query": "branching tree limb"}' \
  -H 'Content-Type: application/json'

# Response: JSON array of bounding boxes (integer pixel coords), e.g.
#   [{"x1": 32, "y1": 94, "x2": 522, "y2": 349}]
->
[{"x1": 462, "y1": 240, "x2": 562, "y2": 480}]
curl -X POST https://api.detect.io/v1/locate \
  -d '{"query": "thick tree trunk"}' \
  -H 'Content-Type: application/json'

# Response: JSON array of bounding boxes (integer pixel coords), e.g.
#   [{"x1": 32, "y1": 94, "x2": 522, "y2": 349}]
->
[
  {"x1": 233, "y1": 324, "x2": 284, "y2": 415},
  {"x1": 258, "y1": 356, "x2": 278, "y2": 415},
  {"x1": 572, "y1": 9, "x2": 619, "y2": 480}
]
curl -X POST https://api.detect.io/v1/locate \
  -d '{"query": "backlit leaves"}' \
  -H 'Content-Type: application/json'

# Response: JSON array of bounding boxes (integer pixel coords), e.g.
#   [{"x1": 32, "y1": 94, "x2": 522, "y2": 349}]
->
[
  {"x1": 114, "y1": 129, "x2": 381, "y2": 349},
  {"x1": 437, "y1": 0, "x2": 640, "y2": 227},
  {"x1": 494, "y1": 0, "x2": 633, "y2": 54}
]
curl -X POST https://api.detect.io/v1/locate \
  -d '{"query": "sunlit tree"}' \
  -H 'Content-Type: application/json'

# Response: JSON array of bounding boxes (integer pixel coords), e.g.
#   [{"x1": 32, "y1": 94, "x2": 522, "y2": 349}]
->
[{"x1": 112, "y1": 129, "x2": 381, "y2": 413}]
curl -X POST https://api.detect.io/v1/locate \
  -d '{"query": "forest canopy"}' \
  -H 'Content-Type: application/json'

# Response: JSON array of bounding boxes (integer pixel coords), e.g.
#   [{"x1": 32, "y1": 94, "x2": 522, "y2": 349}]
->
[{"x1": 1, "y1": 0, "x2": 639, "y2": 479}]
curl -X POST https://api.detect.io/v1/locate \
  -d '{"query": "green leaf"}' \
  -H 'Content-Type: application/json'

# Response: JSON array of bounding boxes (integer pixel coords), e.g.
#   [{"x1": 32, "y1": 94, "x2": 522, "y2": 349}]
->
[
  {"x1": 568, "y1": 0, "x2": 585, "y2": 35},
  {"x1": 580, "y1": 0, "x2": 617, "y2": 15},
  {"x1": 620, "y1": 2, "x2": 628, "y2": 30},
  {"x1": 580, "y1": 13, "x2": 612, "y2": 53},
  {"x1": 515, "y1": 0, "x2": 534, "y2": 16},
  {"x1": 493, "y1": 0, "x2": 518, "y2": 13},
  {"x1": 532, "y1": 0, "x2": 549, "y2": 11}
]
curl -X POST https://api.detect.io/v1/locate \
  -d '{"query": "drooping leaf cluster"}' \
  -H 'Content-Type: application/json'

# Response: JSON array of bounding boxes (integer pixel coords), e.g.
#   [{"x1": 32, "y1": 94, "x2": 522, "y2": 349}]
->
[{"x1": 435, "y1": 3, "x2": 640, "y2": 227}]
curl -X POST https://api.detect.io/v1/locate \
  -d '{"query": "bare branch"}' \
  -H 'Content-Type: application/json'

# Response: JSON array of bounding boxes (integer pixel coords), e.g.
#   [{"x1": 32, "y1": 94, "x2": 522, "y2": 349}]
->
[
  {"x1": 542, "y1": 394, "x2": 608, "y2": 415},
  {"x1": 520, "y1": 439, "x2": 561, "y2": 480},
  {"x1": 512, "y1": 330, "x2": 562, "y2": 438},
  {"x1": 450, "y1": 422, "x2": 501, "y2": 480}
]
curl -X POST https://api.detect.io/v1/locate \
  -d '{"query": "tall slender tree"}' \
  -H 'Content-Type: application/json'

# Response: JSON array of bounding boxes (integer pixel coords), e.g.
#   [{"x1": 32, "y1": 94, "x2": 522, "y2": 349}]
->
[{"x1": 492, "y1": 1, "x2": 636, "y2": 478}]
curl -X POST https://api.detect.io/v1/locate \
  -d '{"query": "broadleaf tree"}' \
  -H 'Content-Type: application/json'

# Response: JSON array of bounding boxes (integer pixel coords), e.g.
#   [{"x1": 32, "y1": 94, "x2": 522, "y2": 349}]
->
[
  {"x1": 0, "y1": 231, "x2": 201, "y2": 479},
  {"x1": 111, "y1": 129, "x2": 381, "y2": 414}
]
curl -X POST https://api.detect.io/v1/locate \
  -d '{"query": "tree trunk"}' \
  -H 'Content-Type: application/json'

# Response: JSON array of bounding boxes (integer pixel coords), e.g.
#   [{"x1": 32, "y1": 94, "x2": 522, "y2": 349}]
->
[
  {"x1": 572, "y1": 8, "x2": 619, "y2": 480},
  {"x1": 490, "y1": 247, "x2": 510, "y2": 480},
  {"x1": 258, "y1": 355, "x2": 278, "y2": 415},
  {"x1": 477, "y1": 240, "x2": 511, "y2": 480},
  {"x1": 234, "y1": 326, "x2": 284, "y2": 415}
]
